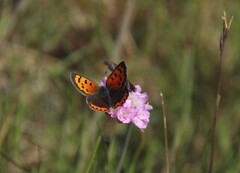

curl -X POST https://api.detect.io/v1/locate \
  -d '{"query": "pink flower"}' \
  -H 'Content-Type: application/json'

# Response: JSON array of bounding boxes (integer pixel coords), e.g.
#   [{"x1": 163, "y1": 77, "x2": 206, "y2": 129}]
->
[
  {"x1": 109, "y1": 85, "x2": 153, "y2": 131},
  {"x1": 99, "y1": 76, "x2": 107, "y2": 86}
]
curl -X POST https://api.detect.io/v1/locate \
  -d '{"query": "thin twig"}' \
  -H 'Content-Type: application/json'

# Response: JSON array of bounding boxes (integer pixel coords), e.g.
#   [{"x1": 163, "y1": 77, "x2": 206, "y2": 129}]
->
[
  {"x1": 160, "y1": 92, "x2": 170, "y2": 173},
  {"x1": 37, "y1": 145, "x2": 40, "y2": 173},
  {"x1": 208, "y1": 11, "x2": 233, "y2": 173}
]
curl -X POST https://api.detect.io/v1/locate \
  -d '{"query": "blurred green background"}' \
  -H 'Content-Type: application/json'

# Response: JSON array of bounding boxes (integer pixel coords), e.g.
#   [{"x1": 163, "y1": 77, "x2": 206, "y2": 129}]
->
[{"x1": 0, "y1": 0, "x2": 239, "y2": 173}]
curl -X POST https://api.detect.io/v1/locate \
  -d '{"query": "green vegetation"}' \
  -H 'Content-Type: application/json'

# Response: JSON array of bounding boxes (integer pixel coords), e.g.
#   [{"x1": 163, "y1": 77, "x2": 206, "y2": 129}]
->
[{"x1": 0, "y1": 0, "x2": 239, "y2": 172}]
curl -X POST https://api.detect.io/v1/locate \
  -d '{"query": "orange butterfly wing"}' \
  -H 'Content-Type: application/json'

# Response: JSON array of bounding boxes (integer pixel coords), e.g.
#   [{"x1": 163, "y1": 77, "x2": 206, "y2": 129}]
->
[
  {"x1": 106, "y1": 61, "x2": 129, "y2": 108},
  {"x1": 106, "y1": 61, "x2": 127, "y2": 89},
  {"x1": 111, "y1": 89, "x2": 129, "y2": 108},
  {"x1": 70, "y1": 61, "x2": 129, "y2": 111},
  {"x1": 70, "y1": 73, "x2": 99, "y2": 95},
  {"x1": 71, "y1": 73, "x2": 110, "y2": 112},
  {"x1": 86, "y1": 87, "x2": 111, "y2": 112}
]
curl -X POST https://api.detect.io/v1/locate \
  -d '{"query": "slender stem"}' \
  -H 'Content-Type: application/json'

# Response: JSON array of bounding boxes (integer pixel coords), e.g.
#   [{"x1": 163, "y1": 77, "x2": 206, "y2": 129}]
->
[
  {"x1": 37, "y1": 145, "x2": 40, "y2": 173},
  {"x1": 116, "y1": 124, "x2": 134, "y2": 173},
  {"x1": 85, "y1": 118, "x2": 110, "y2": 173},
  {"x1": 127, "y1": 132, "x2": 145, "y2": 173},
  {"x1": 208, "y1": 12, "x2": 233, "y2": 173},
  {"x1": 160, "y1": 92, "x2": 170, "y2": 173}
]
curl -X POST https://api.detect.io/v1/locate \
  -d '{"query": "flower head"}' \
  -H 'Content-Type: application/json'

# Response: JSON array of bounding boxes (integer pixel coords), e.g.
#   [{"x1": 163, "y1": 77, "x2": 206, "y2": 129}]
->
[
  {"x1": 99, "y1": 76, "x2": 107, "y2": 87},
  {"x1": 108, "y1": 85, "x2": 153, "y2": 131}
]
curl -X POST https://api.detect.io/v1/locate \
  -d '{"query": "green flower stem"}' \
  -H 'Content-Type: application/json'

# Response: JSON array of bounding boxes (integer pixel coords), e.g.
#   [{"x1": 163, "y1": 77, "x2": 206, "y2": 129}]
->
[
  {"x1": 85, "y1": 118, "x2": 110, "y2": 173},
  {"x1": 116, "y1": 124, "x2": 134, "y2": 173}
]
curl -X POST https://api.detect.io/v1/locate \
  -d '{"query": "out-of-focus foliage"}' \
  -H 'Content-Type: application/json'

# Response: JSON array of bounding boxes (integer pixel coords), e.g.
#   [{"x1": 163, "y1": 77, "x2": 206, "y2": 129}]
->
[{"x1": 0, "y1": 0, "x2": 239, "y2": 172}]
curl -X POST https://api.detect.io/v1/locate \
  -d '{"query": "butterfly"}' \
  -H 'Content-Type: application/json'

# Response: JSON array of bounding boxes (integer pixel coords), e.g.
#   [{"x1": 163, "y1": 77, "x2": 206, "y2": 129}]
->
[{"x1": 70, "y1": 61, "x2": 129, "y2": 112}]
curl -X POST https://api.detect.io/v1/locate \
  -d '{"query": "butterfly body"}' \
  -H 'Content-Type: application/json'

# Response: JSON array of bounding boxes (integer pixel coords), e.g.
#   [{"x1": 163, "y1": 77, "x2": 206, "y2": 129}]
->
[{"x1": 70, "y1": 61, "x2": 129, "y2": 112}]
